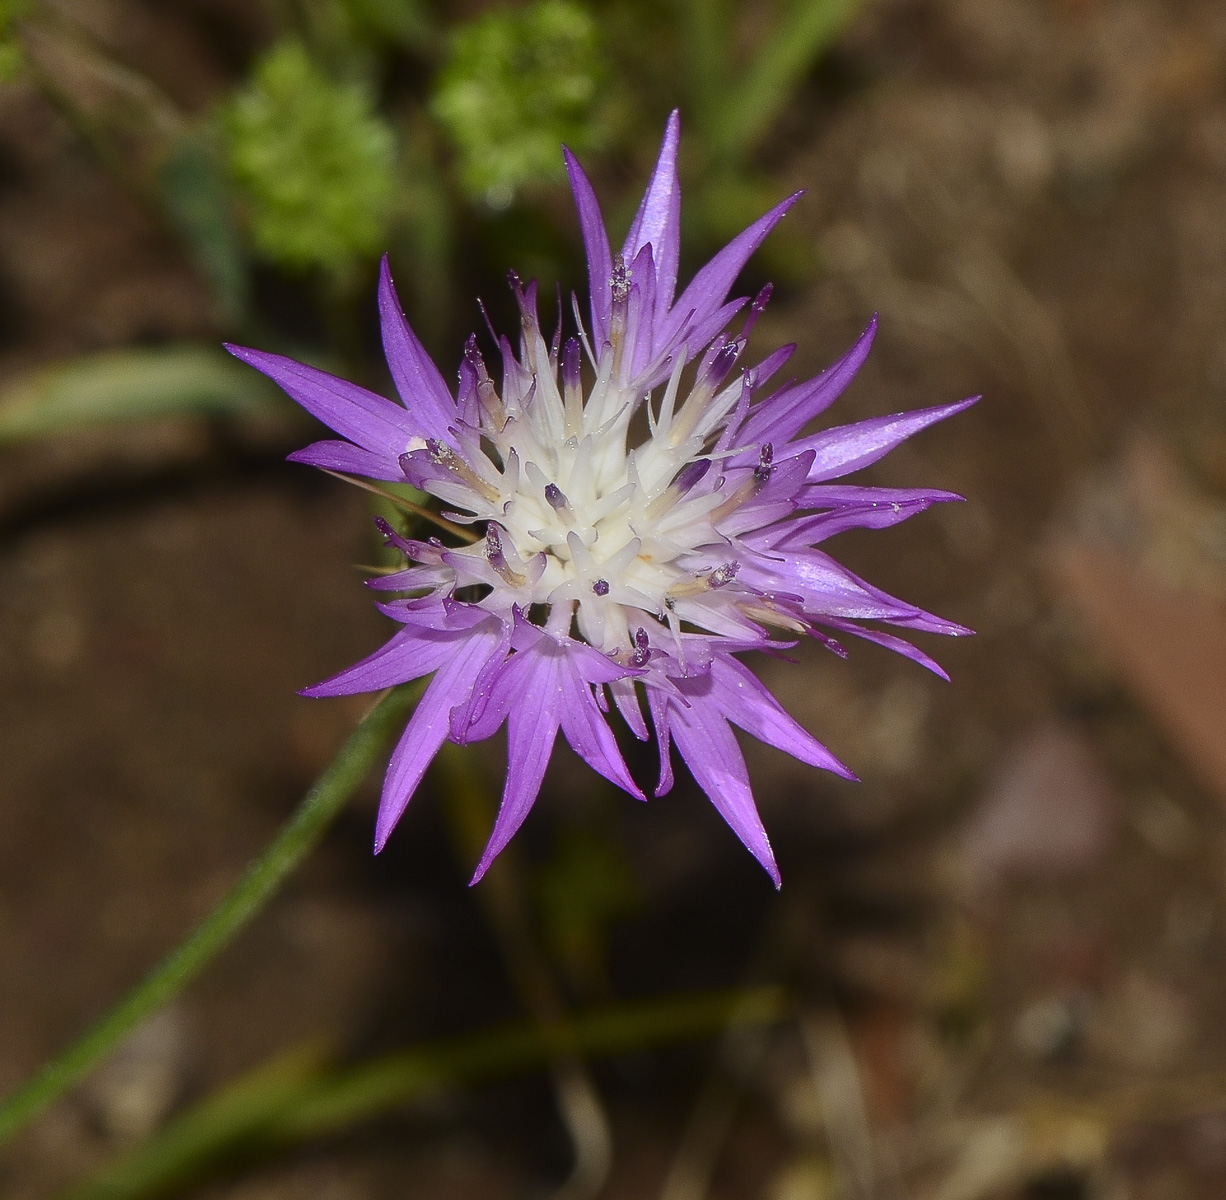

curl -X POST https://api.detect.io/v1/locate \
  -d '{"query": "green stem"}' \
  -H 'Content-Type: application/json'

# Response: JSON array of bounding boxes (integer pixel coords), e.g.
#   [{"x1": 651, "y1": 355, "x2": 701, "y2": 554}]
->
[{"x1": 0, "y1": 684, "x2": 418, "y2": 1148}]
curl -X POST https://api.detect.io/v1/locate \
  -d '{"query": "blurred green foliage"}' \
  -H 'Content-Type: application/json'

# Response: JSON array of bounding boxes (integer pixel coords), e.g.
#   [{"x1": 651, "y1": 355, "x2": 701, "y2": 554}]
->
[
  {"x1": 0, "y1": 0, "x2": 26, "y2": 82},
  {"x1": 431, "y1": 0, "x2": 610, "y2": 209},
  {"x1": 3, "y1": 0, "x2": 864, "y2": 414},
  {"x1": 0, "y1": 347, "x2": 280, "y2": 442},
  {"x1": 223, "y1": 40, "x2": 398, "y2": 278},
  {"x1": 535, "y1": 828, "x2": 639, "y2": 997}
]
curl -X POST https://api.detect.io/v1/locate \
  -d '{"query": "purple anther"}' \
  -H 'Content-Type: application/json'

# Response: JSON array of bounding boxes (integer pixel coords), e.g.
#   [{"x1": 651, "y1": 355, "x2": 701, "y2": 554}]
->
[
  {"x1": 592, "y1": 578, "x2": 610, "y2": 596},
  {"x1": 754, "y1": 443, "x2": 774, "y2": 485},
  {"x1": 609, "y1": 256, "x2": 631, "y2": 303},
  {"x1": 544, "y1": 483, "x2": 568, "y2": 511},
  {"x1": 485, "y1": 524, "x2": 507, "y2": 568},
  {"x1": 673, "y1": 459, "x2": 711, "y2": 495},
  {"x1": 632, "y1": 627, "x2": 651, "y2": 667},
  {"x1": 562, "y1": 338, "x2": 582, "y2": 389},
  {"x1": 709, "y1": 561, "x2": 739, "y2": 588}
]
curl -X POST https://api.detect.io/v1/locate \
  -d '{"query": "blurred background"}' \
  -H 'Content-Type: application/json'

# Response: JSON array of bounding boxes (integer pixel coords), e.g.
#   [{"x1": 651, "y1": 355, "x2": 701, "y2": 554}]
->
[{"x1": 1, "y1": 0, "x2": 1225, "y2": 1197}]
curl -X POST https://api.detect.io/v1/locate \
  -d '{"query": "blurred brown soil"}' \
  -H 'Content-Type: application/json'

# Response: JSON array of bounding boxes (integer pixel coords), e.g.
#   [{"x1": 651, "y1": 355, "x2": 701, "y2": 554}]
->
[{"x1": 2, "y1": 1, "x2": 1226, "y2": 1198}]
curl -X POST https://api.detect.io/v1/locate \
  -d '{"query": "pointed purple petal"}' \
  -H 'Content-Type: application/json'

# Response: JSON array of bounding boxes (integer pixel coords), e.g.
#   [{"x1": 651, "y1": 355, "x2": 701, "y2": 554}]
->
[
  {"x1": 378, "y1": 257, "x2": 456, "y2": 443},
  {"x1": 624, "y1": 111, "x2": 682, "y2": 321},
  {"x1": 558, "y1": 661, "x2": 643, "y2": 799},
  {"x1": 709, "y1": 655, "x2": 855, "y2": 779},
  {"x1": 564, "y1": 147, "x2": 613, "y2": 346},
  {"x1": 822, "y1": 619, "x2": 952, "y2": 679},
  {"x1": 667, "y1": 693, "x2": 781, "y2": 887},
  {"x1": 647, "y1": 684, "x2": 675, "y2": 797},
  {"x1": 662, "y1": 193, "x2": 801, "y2": 349},
  {"x1": 287, "y1": 439, "x2": 404, "y2": 481},
  {"x1": 226, "y1": 344, "x2": 416, "y2": 454},
  {"x1": 740, "y1": 315, "x2": 877, "y2": 445},
  {"x1": 374, "y1": 621, "x2": 508, "y2": 851},
  {"x1": 470, "y1": 659, "x2": 561, "y2": 884},
  {"x1": 796, "y1": 397, "x2": 979, "y2": 483},
  {"x1": 801, "y1": 484, "x2": 965, "y2": 508},
  {"x1": 610, "y1": 678, "x2": 649, "y2": 740},
  {"x1": 301, "y1": 625, "x2": 454, "y2": 697}
]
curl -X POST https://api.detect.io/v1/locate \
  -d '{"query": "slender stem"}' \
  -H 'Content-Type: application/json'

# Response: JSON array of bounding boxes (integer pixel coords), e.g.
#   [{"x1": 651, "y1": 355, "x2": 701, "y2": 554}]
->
[{"x1": 0, "y1": 684, "x2": 418, "y2": 1148}]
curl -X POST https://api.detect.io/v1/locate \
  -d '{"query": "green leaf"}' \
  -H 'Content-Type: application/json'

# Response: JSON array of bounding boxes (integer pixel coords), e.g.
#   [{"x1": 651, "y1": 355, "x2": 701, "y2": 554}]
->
[
  {"x1": 63, "y1": 987, "x2": 789, "y2": 1200},
  {"x1": 710, "y1": 0, "x2": 861, "y2": 163},
  {"x1": 157, "y1": 135, "x2": 249, "y2": 324},
  {"x1": 0, "y1": 346, "x2": 281, "y2": 442}
]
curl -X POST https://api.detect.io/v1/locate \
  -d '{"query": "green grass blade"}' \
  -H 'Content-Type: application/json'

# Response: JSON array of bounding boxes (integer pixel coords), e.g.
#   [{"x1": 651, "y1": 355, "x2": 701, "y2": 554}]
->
[
  {"x1": 65, "y1": 987, "x2": 789, "y2": 1200},
  {"x1": 0, "y1": 685, "x2": 418, "y2": 1148},
  {"x1": 0, "y1": 346, "x2": 280, "y2": 443},
  {"x1": 711, "y1": 0, "x2": 860, "y2": 163}
]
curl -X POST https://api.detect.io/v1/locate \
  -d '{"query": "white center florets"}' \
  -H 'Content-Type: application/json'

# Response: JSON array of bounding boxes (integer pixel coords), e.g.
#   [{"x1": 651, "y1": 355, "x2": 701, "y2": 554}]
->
[{"x1": 408, "y1": 272, "x2": 778, "y2": 664}]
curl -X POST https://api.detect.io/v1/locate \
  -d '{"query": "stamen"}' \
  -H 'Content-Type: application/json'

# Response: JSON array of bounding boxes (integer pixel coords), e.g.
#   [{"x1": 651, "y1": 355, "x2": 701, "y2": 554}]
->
[
  {"x1": 667, "y1": 561, "x2": 740, "y2": 599},
  {"x1": 485, "y1": 524, "x2": 527, "y2": 587},
  {"x1": 463, "y1": 337, "x2": 506, "y2": 429},
  {"x1": 592, "y1": 578, "x2": 610, "y2": 596},
  {"x1": 632, "y1": 627, "x2": 651, "y2": 667},
  {"x1": 427, "y1": 438, "x2": 501, "y2": 503},
  {"x1": 608, "y1": 255, "x2": 631, "y2": 374},
  {"x1": 544, "y1": 482, "x2": 576, "y2": 527},
  {"x1": 754, "y1": 443, "x2": 774, "y2": 484},
  {"x1": 667, "y1": 338, "x2": 742, "y2": 447},
  {"x1": 709, "y1": 444, "x2": 775, "y2": 523},
  {"x1": 609, "y1": 257, "x2": 631, "y2": 303},
  {"x1": 561, "y1": 337, "x2": 583, "y2": 435}
]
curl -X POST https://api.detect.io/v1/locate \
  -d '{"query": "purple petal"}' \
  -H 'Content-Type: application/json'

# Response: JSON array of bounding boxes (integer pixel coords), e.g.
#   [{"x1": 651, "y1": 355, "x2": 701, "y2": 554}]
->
[
  {"x1": 801, "y1": 484, "x2": 965, "y2": 508},
  {"x1": 666, "y1": 692, "x2": 781, "y2": 887},
  {"x1": 738, "y1": 548, "x2": 921, "y2": 621},
  {"x1": 378, "y1": 257, "x2": 457, "y2": 443},
  {"x1": 374, "y1": 620, "x2": 509, "y2": 851},
  {"x1": 708, "y1": 655, "x2": 855, "y2": 779},
  {"x1": 300, "y1": 625, "x2": 454, "y2": 697},
  {"x1": 822, "y1": 618, "x2": 952, "y2": 679},
  {"x1": 610, "y1": 677, "x2": 649, "y2": 740},
  {"x1": 755, "y1": 498, "x2": 945, "y2": 546},
  {"x1": 470, "y1": 658, "x2": 561, "y2": 884},
  {"x1": 226, "y1": 344, "x2": 416, "y2": 454},
  {"x1": 558, "y1": 663, "x2": 644, "y2": 799},
  {"x1": 287, "y1": 439, "x2": 403, "y2": 481},
  {"x1": 646, "y1": 684, "x2": 675, "y2": 797},
  {"x1": 796, "y1": 397, "x2": 979, "y2": 483},
  {"x1": 740, "y1": 315, "x2": 877, "y2": 446},
  {"x1": 624, "y1": 110, "x2": 681, "y2": 321},
  {"x1": 662, "y1": 193, "x2": 801, "y2": 349},
  {"x1": 564, "y1": 147, "x2": 613, "y2": 346}
]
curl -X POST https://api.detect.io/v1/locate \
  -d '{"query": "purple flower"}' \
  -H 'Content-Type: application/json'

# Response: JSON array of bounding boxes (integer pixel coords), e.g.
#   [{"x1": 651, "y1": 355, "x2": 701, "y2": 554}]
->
[{"x1": 228, "y1": 113, "x2": 974, "y2": 886}]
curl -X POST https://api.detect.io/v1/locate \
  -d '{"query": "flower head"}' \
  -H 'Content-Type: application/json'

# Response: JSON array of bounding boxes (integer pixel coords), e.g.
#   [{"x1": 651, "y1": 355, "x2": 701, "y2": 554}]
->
[{"x1": 228, "y1": 113, "x2": 974, "y2": 887}]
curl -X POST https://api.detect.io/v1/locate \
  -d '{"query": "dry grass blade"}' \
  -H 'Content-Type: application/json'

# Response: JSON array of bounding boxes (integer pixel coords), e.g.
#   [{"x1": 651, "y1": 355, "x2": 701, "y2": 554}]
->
[{"x1": 320, "y1": 470, "x2": 478, "y2": 541}]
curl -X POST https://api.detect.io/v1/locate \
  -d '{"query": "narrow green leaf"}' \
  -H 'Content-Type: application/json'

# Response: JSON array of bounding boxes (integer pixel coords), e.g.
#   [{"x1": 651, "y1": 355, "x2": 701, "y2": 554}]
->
[
  {"x1": 711, "y1": 0, "x2": 860, "y2": 163},
  {"x1": 0, "y1": 685, "x2": 418, "y2": 1148},
  {"x1": 158, "y1": 136, "x2": 250, "y2": 324},
  {"x1": 64, "y1": 987, "x2": 789, "y2": 1200},
  {"x1": 0, "y1": 346, "x2": 280, "y2": 442}
]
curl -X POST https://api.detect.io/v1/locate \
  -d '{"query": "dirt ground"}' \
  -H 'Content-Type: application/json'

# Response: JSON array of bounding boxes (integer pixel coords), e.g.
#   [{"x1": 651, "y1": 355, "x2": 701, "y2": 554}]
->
[{"x1": 2, "y1": 1, "x2": 1226, "y2": 1198}]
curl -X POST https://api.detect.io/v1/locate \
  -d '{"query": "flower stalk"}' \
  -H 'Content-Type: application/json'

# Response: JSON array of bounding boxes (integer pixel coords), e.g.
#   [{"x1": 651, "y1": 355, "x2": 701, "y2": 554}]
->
[{"x1": 0, "y1": 684, "x2": 420, "y2": 1148}]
